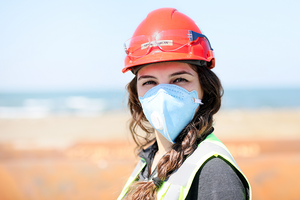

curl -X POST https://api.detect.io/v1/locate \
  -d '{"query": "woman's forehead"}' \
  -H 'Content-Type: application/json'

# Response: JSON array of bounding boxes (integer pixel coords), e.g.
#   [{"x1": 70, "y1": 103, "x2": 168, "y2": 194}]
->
[{"x1": 137, "y1": 62, "x2": 193, "y2": 77}]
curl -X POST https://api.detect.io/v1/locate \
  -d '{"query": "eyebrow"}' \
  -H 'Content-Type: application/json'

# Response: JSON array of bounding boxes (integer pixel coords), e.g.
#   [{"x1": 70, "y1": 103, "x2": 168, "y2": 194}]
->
[
  {"x1": 138, "y1": 75, "x2": 157, "y2": 81},
  {"x1": 169, "y1": 71, "x2": 194, "y2": 77}
]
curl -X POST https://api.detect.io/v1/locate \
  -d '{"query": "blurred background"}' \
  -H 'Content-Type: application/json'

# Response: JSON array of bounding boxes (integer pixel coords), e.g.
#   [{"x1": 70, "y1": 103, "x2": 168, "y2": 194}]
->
[{"x1": 0, "y1": 0, "x2": 300, "y2": 199}]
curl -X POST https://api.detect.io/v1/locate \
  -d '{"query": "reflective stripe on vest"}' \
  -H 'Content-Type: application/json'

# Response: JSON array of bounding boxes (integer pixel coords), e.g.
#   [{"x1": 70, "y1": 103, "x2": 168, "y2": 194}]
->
[{"x1": 118, "y1": 133, "x2": 252, "y2": 200}]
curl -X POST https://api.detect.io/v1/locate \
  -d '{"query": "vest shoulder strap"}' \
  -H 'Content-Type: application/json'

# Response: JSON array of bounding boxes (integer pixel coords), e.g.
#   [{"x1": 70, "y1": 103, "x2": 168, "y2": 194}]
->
[
  {"x1": 158, "y1": 133, "x2": 252, "y2": 200},
  {"x1": 117, "y1": 158, "x2": 146, "y2": 200}
]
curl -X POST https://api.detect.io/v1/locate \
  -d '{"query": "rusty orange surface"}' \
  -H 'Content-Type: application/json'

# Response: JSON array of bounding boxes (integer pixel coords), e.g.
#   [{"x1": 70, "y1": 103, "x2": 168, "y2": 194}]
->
[{"x1": 0, "y1": 139, "x2": 299, "y2": 200}]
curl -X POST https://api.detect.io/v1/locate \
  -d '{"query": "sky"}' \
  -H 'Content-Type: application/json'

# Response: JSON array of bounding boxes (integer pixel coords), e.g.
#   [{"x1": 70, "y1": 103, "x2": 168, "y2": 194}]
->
[{"x1": 0, "y1": 0, "x2": 299, "y2": 92}]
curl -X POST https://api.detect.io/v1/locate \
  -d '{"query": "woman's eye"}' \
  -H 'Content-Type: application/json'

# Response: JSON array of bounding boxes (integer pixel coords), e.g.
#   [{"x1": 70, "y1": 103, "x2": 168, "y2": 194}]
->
[
  {"x1": 173, "y1": 78, "x2": 188, "y2": 83},
  {"x1": 143, "y1": 80, "x2": 157, "y2": 86}
]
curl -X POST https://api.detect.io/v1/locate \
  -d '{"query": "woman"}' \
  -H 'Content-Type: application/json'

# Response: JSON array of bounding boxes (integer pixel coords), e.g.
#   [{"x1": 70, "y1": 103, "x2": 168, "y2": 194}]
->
[{"x1": 118, "y1": 8, "x2": 252, "y2": 200}]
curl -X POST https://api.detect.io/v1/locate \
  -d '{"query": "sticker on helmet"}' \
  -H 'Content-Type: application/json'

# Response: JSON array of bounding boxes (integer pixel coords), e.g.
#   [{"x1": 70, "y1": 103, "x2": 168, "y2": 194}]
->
[{"x1": 141, "y1": 40, "x2": 173, "y2": 50}]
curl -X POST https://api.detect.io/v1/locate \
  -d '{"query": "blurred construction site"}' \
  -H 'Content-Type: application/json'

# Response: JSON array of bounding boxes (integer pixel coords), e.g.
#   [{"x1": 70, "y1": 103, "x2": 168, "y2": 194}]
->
[{"x1": 0, "y1": 110, "x2": 300, "y2": 200}]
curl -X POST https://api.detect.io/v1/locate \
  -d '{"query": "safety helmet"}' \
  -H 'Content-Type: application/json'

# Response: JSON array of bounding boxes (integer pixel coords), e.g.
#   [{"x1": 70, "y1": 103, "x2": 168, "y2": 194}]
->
[{"x1": 122, "y1": 8, "x2": 215, "y2": 73}]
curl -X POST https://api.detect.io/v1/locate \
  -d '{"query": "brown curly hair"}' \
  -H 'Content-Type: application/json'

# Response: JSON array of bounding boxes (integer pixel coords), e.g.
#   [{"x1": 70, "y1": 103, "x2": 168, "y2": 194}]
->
[{"x1": 124, "y1": 63, "x2": 223, "y2": 199}]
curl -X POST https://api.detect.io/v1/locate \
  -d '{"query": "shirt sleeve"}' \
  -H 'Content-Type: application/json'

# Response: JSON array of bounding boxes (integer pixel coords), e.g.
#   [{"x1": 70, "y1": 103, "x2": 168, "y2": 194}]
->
[{"x1": 185, "y1": 157, "x2": 247, "y2": 200}]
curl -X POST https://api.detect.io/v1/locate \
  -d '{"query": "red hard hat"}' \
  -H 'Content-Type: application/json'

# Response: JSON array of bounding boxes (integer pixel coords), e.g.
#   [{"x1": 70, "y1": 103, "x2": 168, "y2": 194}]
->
[{"x1": 122, "y1": 8, "x2": 215, "y2": 73}]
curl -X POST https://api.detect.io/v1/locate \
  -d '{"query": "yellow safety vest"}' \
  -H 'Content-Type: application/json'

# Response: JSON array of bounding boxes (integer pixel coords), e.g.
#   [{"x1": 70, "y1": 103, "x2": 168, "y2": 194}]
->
[{"x1": 117, "y1": 133, "x2": 252, "y2": 200}]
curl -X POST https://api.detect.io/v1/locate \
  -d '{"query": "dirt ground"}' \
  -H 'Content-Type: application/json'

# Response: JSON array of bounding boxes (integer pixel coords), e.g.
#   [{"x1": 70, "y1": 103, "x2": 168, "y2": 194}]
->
[{"x1": 0, "y1": 110, "x2": 299, "y2": 200}]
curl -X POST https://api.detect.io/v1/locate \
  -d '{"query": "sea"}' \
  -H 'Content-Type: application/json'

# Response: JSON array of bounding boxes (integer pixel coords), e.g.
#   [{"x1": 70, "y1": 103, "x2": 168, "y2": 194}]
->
[{"x1": 0, "y1": 88, "x2": 299, "y2": 118}]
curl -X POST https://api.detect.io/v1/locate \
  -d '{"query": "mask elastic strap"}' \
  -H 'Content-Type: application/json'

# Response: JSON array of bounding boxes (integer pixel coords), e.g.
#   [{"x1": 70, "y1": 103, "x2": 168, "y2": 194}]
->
[{"x1": 194, "y1": 99, "x2": 204, "y2": 105}]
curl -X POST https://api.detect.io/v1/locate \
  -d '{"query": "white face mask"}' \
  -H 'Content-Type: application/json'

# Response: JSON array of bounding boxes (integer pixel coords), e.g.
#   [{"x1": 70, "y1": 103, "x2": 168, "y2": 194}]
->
[{"x1": 139, "y1": 84, "x2": 203, "y2": 143}]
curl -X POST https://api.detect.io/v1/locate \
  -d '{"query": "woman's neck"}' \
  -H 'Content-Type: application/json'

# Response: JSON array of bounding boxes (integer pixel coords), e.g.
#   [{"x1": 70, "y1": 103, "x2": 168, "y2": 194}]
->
[
  {"x1": 155, "y1": 130, "x2": 173, "y2": 156},
  {"x1": 150, "y1": 131, "x2": 173, "y2": 174}
]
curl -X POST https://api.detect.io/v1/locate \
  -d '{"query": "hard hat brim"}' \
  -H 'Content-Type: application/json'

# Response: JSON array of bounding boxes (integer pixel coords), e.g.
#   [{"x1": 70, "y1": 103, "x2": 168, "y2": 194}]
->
[{"x1": 122, "y1": 51, "x2": 214, "y2": 73}]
